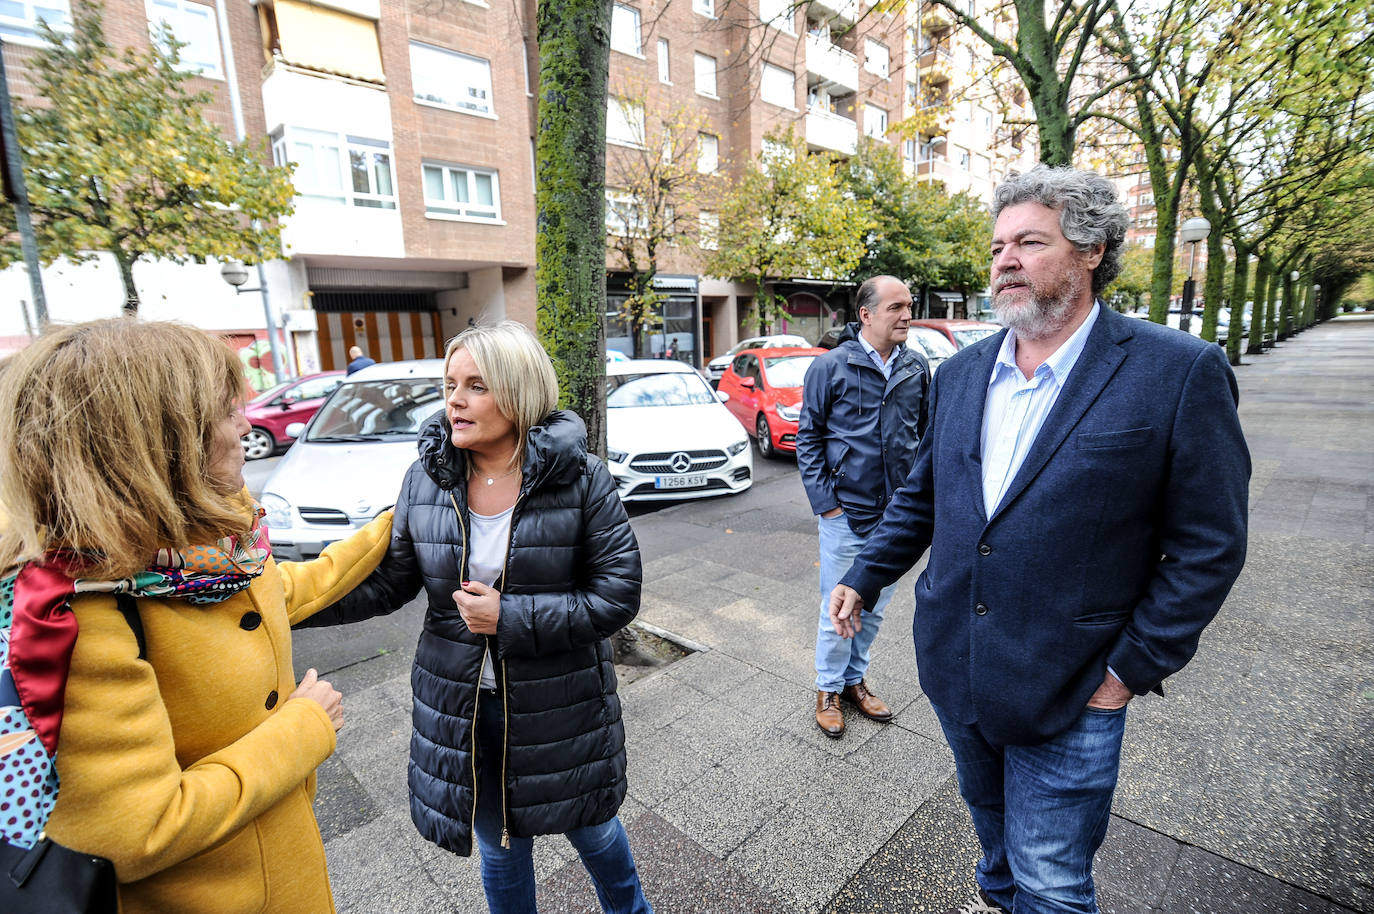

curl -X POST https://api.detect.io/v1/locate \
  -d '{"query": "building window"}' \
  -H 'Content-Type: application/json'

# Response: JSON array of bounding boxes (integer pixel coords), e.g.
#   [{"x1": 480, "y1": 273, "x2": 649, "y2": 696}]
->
[
  {"x1": 956, "y1": 146, "x2": 970, "y2": 170},
  {"x1": 693, "y1": 0, "x2": 714, "y2": 17},
  {"x1": 906, "y1": 26, "x2": 917, "y2": 55},
  {"x1": 761, "y1": 63, "x2": 795, "y2": 109},
  {"x1": 864, "y1": 39, "x2": 889, "y2": 78},
  {"x1": 759, "y1": 0, "x2": 793, "y2": 32},
  {"x1": 697, "y1": 133, "x2": 719, "y2": 174},
  {"x1": 273, "y1": 127, "x2": 397, "y2": 210},
  {"x1": 410, "y1": 42, "x2": 493, "y2": 116},
  {"x1": 422, "y1": 162, "x2": 501, "y2": 220},
  {"x1": 145, "y1": 0, "x2": 222, "y2": 78},
  {"x1": 865, "y1": 105, "x2": 888, "y2": 139},
  {"x1": 907, "y1": 81, "x2": 918, "y2": 107},
  {"x1": 973, "y1": 153, "x2": 990, "y2": 177},
  {"x1": 658, "y1": 38, "x2": 671, "y2": 82},
  {"x1": 903, "y1": 139, "x2": 917, "y2": 161},
  {"x1": 610, "y1": 4, "x2": 641, "y2": 56},
  {"x1": 0, "y1": 0, "x2": 68, "y2": 40},
  {"x1": 605, "y1": 189, "x2": 647, "y2": 236},
  {"x1": 694, "y1": 52, "x2": 717, "y2": 97},
  {"x1": 698, "y1": 211, "x2": 719, "y2": 250},
  {"x1": 607, "y1": 97, "x2": 645, "y2": 147}
]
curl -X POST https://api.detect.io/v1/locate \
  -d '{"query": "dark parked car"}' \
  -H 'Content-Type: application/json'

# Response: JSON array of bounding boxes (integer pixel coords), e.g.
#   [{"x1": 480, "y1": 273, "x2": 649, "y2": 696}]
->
[{"x1": 241, "y1": 371, "x2": 345, "y2": 460}]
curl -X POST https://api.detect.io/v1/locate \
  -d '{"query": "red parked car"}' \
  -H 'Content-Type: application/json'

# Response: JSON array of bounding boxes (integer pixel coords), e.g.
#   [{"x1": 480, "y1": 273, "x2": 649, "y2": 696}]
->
[
  {"x1": 911, "y1": 318, "x2": 1001, "y2": 350},
  {"x1": 241, "y1": 371, "x2": 345, "y2": 460},
  {"x1": 716, "y1": 347, "x2": 826, "y2": 459}
]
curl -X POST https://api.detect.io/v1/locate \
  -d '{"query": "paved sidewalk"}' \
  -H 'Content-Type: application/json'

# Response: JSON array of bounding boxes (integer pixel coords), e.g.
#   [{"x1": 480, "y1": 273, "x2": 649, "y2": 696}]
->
[{"x1": 294, "y1": 314, "x2": 1373, "y2": 914}]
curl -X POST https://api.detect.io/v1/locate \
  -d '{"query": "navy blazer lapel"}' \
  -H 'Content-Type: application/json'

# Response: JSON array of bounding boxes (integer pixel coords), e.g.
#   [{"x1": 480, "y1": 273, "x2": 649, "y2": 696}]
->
[
  {"x1": 948, "y1": 331, "x2": 1002, "y2": 524},
  {"x1": 987, "y1": 309, "x2": 1131, "y2": 524}
]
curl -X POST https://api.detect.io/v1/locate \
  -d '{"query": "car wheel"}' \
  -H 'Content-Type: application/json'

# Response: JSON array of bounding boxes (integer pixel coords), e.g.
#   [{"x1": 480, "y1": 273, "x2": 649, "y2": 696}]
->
[
  {"x1": 755, "y1": 414, "x2": 775, "y2": 460},
  {"x1": 241, "y1": 427, "x2": 275, "y2": 460}
]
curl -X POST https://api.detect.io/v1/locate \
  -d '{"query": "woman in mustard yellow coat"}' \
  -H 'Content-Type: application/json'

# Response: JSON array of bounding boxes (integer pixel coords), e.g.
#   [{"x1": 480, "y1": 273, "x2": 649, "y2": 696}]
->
[{"x1": 0, "y1": 320, "x2": 391, "y2": 914}]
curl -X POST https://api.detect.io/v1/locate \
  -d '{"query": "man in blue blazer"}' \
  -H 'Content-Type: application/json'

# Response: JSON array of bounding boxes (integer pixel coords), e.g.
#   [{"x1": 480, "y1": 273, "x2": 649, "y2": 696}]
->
[{"x1": 830, "y1": 166, "x2": 1250, "y2": 914}]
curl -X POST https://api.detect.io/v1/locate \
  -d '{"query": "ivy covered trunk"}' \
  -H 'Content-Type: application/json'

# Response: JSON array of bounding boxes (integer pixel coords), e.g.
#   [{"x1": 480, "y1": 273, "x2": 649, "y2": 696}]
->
[
  {"x1": 1247, "y1": 256, "x2": 1270, "y2": 355},
  {"x1": 1226, "y1": 242, "x2": 1250, "y2": 366},
  {"x1": 534, "y1": 0, "x2": 612, "y2": 456}
]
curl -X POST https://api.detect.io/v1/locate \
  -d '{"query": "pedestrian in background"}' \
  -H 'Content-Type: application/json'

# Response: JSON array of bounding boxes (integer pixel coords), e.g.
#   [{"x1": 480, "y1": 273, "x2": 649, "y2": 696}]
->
[
  {"x1": 795, "y1": 275, "x2": 930, "y2": 738},
  {"x1": 0, "y1": 319, "x2": 393, "y2": 914},
  {"x1": 305, "y1": 321, "x2": 652, "y2": 914},
  {"x1": 830, "y1": 166, "x2": 1250, "y2": 914},
  {"x1": 346, "y1": 345, "x2": 376, "y2": 374}
]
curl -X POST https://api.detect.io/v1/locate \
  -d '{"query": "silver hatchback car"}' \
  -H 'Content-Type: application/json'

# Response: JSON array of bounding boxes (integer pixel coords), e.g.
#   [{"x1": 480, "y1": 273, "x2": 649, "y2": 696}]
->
[{"x1": 259, "y1": 359, "x2": 445, "y2": 561}]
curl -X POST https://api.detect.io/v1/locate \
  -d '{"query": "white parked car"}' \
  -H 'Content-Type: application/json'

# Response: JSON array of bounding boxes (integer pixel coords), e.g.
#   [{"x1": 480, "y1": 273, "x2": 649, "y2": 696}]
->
[
  {"x1": 605, "y1": 359, "x2": 753, "y2": 502},
  {"x1": 259, "y1": 359, "x2": 445, "y2": 561},
  {"x1": 705, "y1": 333, "x2": 809, "y2": 385}
]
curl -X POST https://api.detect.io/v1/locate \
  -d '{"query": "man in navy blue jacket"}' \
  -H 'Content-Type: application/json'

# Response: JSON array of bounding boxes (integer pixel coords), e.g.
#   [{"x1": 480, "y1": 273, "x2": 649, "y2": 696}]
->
[
  {"x1": 797, "y1": 275, "x2": 930, "y2": 738},
  {"x1": 830, "y1": 168, "x2": 1249, "y2": 914}
]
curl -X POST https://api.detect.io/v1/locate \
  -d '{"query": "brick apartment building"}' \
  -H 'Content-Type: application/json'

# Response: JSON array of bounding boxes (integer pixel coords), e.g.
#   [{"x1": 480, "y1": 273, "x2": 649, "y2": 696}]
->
[{"x1": 1, "y1": 0, "x2": 1034, "y2": 376}]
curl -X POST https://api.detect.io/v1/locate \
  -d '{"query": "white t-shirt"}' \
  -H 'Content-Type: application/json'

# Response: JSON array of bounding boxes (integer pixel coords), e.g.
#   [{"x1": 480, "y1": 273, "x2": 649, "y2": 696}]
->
[{"x1": 467, "y1": 504, "x2": 514, "y2": 690}]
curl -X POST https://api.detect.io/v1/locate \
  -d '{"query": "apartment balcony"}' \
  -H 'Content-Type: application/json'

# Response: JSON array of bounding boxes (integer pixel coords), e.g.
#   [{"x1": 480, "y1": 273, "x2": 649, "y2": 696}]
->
[
  {"x1": 918, "y1": 46, "x2": 954, "y2": 71},
  {"x1": 805, "y1": 34, "x2": 859, "y2": 93},
  {"x1": 923, "y1": 4, "x2": 954, "y2": 27},
  {"x1": 805, "y1": 108, "x2": 858, "y2": 155},
  {"x1": 809, "y1": 0, "x2": 858, "y2": 24}
]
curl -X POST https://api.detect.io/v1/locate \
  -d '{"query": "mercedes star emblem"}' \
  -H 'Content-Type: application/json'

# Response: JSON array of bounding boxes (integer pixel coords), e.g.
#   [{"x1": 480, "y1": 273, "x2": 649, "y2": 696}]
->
[{"x1": 669, "y1": 452, "x2": 692, "y2": 473}]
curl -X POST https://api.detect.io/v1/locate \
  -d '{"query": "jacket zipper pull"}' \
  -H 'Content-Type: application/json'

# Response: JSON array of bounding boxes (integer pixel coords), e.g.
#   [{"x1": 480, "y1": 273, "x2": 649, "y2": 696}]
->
[{"x1": 501, "y1": 827, "x2": 511, "y2": 849}]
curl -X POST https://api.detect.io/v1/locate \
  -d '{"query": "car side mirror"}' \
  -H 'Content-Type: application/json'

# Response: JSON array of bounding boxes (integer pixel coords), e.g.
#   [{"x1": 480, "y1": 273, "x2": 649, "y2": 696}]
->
[
  {"x1": 740, "y1": 377, "x2": 755, "y2": 390},
  {"x1": 716, "y1": 390, "x2": 729, "y2": 403},
  {"x1": 285, "y1": 421, "x2": 306, "y2": 438}
]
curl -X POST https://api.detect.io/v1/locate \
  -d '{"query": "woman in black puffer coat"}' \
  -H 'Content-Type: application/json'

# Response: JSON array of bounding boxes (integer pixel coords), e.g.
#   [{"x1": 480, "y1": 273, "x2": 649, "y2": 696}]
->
[{"x1": 318, "y1": 321, "x2": 651, "y2": 914}]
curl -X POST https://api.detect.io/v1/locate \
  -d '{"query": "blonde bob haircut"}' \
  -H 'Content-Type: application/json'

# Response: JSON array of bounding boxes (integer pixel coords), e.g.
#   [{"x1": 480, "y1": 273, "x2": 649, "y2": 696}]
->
[
  {"x1": 445, "y1": 321, "x2": 559, "y2": 472},
  {"x1": 0, "y1": 319, "x2": 251, "y2": 580}
]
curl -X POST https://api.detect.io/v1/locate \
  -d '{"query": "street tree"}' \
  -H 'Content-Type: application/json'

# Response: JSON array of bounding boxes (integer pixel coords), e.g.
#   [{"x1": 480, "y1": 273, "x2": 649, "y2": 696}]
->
[
  {"x1": 0, "y1": 11, "x2": 294, "y2": 314},
  {"x1": 533, "y1": 0, "x2": 613, "y2": 453},
  {"x1": 706, "y1": 132, "x2": 871, "y2": 333},
  {"x1": 1103, "y1": 242, "x2": 1152, "y2": 312}
]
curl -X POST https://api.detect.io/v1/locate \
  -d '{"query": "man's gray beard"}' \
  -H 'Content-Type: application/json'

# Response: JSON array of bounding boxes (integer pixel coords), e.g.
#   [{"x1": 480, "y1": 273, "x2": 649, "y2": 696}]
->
[{"x1": 993, "y1": 269, "x2": 1084, "y2": 341}]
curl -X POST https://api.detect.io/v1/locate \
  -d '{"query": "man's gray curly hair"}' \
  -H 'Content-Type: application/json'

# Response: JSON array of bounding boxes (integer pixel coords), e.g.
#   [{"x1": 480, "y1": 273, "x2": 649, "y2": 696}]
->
[{"x1": 991, "y1": 165, "x2": 1130, "y2": 297}]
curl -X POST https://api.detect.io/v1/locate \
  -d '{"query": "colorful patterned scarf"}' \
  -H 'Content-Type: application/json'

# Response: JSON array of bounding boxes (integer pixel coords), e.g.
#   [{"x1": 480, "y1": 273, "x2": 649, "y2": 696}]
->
[{"x1": 0, "y1": 506, "x2": 271, "y2": 849}]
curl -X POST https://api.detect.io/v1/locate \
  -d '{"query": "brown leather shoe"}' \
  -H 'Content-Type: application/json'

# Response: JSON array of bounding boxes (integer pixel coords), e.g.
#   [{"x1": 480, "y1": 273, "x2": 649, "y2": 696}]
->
[
  {"x1": 841, "y1": 680, "x2": 894, "y2": 722},
  {"x1": 815, "y1": 690, "x2": 844, "y2": 738}
]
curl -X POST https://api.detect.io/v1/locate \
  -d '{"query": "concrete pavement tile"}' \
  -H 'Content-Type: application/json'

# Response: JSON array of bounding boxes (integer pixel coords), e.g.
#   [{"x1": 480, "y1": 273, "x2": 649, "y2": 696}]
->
[
  {"x1": 537, "y1": 810, "x2": 802, "y2": 914},
  {"x1": 715, "y1": 668, "x2": 816, "y2": 725},
  {"x1": 1094, "y1": 816, "x2": 1181, "y2": 908},
  {"x1": 333, "y1": 708, "x2": 413, "y2": 812},
  {"x1": 632, "y1": 517, "x2": 730, "y2": 565},
  {"x1": 822, "y1": 777, "x2": 982, "y2": 914},
  {"x1": 842, "y1": 724, "x2": 954, "y2": 799},
  {"x1": 664, "y1": 648, "x2": 765, "y2": 696},
  {"x1": 335, "y1": 864, "x2": 456, "y2": 914},
  {"x1": 313, "y1": 753, "x2": 382, "y2": 842},
  {"x1": 622, "y1": 668, "x2": 707, "y2": 732},
  {"x1": 654, "y1": 756, "x2": 790, "y2": 857},
  {"x1": 324, "y1": 814, "x2": 437, "y2": 908},
  {"x1": 624, "y1": 722, "x2": 717, "y2": 807},
  {"x1": 643, "y1": 549, "x2": 711, "y2": 579},
  {"x1": 1158, "y1": 845, "x2": 1345, "y2": 913}
]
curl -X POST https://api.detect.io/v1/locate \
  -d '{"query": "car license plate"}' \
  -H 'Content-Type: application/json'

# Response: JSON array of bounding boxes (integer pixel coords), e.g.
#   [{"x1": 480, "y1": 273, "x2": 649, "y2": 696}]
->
[{"x1": 655, "y1": 474, "x2": 707, "y2": 489}]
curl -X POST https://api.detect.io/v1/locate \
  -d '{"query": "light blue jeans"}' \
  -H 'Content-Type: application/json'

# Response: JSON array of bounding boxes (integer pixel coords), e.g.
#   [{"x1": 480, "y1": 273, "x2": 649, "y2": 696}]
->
[
  {"x1": 934, "y1": 702, "x2": 1128, "y2": 914},
  {"x1": 815, "y1": 511, "x2": 896, "y2": 693}
]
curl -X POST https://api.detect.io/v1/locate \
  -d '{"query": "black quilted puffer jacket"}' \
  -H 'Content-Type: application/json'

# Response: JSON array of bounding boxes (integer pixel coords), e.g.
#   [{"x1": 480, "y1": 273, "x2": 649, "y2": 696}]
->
[{"x1": 318, "y1": 409, "x2": 642, "y2": 855}]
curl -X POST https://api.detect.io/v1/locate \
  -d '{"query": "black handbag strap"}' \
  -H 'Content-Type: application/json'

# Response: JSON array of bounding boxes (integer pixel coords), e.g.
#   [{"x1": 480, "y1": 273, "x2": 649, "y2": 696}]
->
[{"x1": 114, "y1": 593, "x2": 146, "y2": 661}]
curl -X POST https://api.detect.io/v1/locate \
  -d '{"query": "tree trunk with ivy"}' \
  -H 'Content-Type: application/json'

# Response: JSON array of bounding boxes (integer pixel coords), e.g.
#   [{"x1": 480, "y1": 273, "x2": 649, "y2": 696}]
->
[
  {"x1": 1247, "y1": 256, "x2": 1270, "y2": 355},
  {"x1": 533, "y1": 0, "x2": 612, "y2": 456},
  {"x1": 1225, "y1": 240, "x2": 1250, "y2": 365}
]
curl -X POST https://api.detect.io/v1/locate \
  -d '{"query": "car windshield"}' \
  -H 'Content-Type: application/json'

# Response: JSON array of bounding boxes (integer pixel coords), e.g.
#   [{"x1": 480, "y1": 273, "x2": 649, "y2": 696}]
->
[
  {"x1": 607, "y1": 372, "x2": 717, "y2": 408},
  {"x1": 305, "y1": 379, "x2": 443, "y2": 441},
  {"x1": 908, "y1": 326, "x2": 959, "y2": 360},
  {"x1": 762, "y1": 355, "x2": 816, "y2": 388},
  {"x1": 952, "y1": 327, "x2": 999, "y2": 348}
]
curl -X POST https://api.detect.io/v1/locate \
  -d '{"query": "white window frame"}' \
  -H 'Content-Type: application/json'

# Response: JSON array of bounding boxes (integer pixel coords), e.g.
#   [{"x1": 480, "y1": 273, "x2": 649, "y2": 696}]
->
[
  {"x1": 422, "y1": 161, "x2": 502, "y2": 222},
  {"x1": 410, "y1": 41, "x2": 495, "y2": 118},
  {"x1": 694, "y1": 52, "x2": 718, "y2": 98},
  {"x1": 957, "y1": 146, "x2": 971, "y2": 170},
  {"x1": 693, "y1": 0, "x2": 714, "y2": 18},
  {"x1": 605, "y1": 189, "x2": 648, "y2": 236},
  {"x1": 698, "y1": 211, "x2": 719, "y2": 250},
  {"x1": 610, "y1": 4, "x2": 642, "y2": 57},
  {"x1": 761, "y1": 63, "x2": 796, "y2": 110},
  {"x1": 0, "y1": 0, "x2": 69, "y2": 43},
  {"x1": 606, "y1": 97, "x2": 646, "y2": 148},
  {"x1": 865, "y1": 104, "x2": 888, "y2": 140},
  {"x1": 145, "y1": 0, "x2": 222, "y2": 79},
  {"x1": 272, "y1": 127, "x2": 398, "y2": 210},
  {"x1": 864, "y1": 39, "x2": 889, "y2": 78},
  {"x1": 697, "y1": 133, "x2": 719, "y2": 174},
  {"x1": 657, "y1": 38, "x2": 671, "y2": 83}
]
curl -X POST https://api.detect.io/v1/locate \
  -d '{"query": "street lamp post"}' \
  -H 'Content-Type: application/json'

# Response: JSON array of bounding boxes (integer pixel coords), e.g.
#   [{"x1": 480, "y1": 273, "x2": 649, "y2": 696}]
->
[
  {"x1": 1177, "y1": 217, "x2": 1210, "y2": 335},
  {"x1": 221, "y1": 258, "x2": 289, "y2": 383},
  {"x1": 1287, "y1": 270, "x2": 1300, "y2": 337},
  {"x1": 1312, "y1": 283, "x2": 1321, "y2": 323}
]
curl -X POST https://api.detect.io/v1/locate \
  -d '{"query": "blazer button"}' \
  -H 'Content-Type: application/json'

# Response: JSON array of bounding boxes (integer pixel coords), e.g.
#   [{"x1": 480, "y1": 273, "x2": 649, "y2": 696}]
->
[
  {"x1": 978, "y1": 544, "x2": 992, "y2": 556},
  {"x1": 265, "y1": 690, "x2": 279, "y2": 710},
  {"x1": 975, "y1": 603, "x2": 989, "y2": 616},
  {"x1": 239, "y1": 611, "x2": 262, "y2": 630}
]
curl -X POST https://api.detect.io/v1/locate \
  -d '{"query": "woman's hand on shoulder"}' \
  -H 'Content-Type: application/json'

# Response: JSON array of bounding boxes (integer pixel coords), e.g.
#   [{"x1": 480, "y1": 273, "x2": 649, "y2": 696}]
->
[{"x1": 453, "y1": 580, "x2": 501, "y2": 635}]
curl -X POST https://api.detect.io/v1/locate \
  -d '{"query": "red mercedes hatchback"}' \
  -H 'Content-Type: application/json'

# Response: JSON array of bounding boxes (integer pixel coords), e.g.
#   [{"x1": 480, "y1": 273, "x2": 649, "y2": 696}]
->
[
  {"x1": 241, "y1": 371, "x2": 345, "y2": 460},
  {"x1": 716, "y1": 347, "x2": 826, "y2": 459}
]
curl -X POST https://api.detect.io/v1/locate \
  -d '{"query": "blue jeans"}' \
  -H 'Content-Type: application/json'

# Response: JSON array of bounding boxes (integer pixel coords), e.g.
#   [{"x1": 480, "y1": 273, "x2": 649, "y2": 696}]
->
[
  {"x1": 815, "y1": 512, "x2": 896, "y2": 693},
  {"x1": 472, "y1": 697, "x2": 652, "y2": 914},
  {"x1": 933, "y1": 702, "x2": 1128, "y2": 914}
]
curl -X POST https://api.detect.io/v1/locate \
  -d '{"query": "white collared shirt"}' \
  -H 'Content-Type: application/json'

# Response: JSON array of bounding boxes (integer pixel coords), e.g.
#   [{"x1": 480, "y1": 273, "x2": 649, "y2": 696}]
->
[
  {"x1": 857, "y1": 331, "x2": 901, "y2": 380},
  {"x1": 980, "y1": 303, "x2": 1100, "y2": 516}
]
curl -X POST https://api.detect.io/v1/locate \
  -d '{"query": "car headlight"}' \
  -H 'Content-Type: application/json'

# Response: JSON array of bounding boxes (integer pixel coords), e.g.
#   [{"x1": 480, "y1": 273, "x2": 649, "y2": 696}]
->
[
  {"x1": 776, "y1": 404, "x2": 800, "y2": 422},
  {"x1": 606, "y1": 449, "x2": 628, "y2": 463},
  {"x1": 726, "y1": 440, "x2": 748, "y2": 456},
  {"x1": 261, "y1": 492, "x2": 294, "y2": 528}
]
